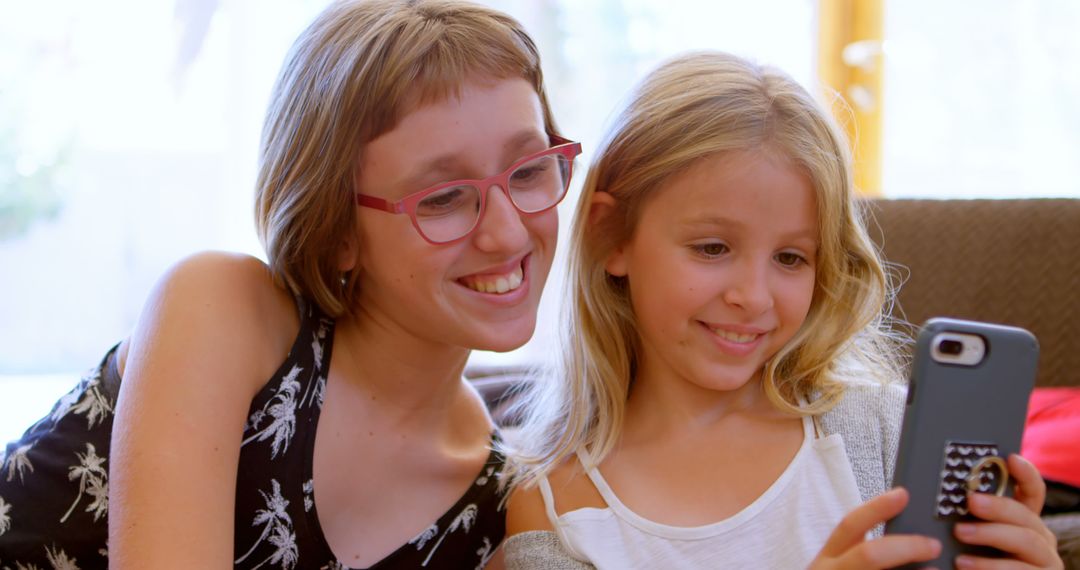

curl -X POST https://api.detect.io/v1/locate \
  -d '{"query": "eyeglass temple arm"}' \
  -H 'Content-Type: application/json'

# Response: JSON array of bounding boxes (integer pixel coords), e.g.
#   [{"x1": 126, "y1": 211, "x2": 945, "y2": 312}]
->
[
  {"x1": 549, "y1": 134, "x2": 572, "y2": 146},
  {"x1": 355, "y1": 193, "x2": 406, "y2": 213}
]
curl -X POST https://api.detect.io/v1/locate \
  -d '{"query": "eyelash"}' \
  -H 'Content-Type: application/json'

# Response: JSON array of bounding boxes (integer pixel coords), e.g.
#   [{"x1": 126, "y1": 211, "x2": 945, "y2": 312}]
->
[
  {"x1": 691, "y1": 243, "x2": 809, "y2": 268},
  {"x1": 775, "y1": 252, "x2": 808, "y2": 267},
  {"x1": 691, "y1": 243, "x2": 729, "y2": 257}
]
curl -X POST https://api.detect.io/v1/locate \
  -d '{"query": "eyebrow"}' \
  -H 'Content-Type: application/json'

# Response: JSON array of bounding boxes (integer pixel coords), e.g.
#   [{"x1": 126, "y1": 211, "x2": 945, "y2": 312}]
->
[
  {"x1": 395, "y1": 129, "x2": 548, "y2": 192},
  {"x1": 681, "y1": 215, "x2": 818, "y2": 242}
]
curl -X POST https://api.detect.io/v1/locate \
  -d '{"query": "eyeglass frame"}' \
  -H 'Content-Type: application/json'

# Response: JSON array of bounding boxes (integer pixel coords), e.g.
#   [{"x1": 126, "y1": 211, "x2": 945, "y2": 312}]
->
[{"x1": 354, "y1": 135, "x2": 582, "y2": 245}]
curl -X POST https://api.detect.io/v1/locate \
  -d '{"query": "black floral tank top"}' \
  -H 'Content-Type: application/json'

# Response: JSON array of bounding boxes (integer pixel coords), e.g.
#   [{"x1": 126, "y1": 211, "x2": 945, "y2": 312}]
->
[{"x1": 0, "y1": 298, "x2": 507, "y2": 569}]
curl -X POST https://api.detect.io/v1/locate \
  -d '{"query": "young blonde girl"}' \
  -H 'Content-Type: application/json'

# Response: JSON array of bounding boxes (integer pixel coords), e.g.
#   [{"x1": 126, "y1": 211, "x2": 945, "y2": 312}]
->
[{"x1": 501, "y1": 51, "x2": 1061, "y2": 569}]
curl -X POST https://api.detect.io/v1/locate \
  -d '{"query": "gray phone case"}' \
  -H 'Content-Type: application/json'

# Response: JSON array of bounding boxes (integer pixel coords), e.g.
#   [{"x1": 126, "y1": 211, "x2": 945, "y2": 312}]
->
[{"x1": 885, "y1": 318, "x2": 1038, "y2": 568}]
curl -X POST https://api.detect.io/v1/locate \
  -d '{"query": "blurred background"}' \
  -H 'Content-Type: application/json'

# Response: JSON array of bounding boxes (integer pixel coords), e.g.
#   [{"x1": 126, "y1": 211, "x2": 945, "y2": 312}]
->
[{"x1": 2, "y1": 0, "x2": 1079, "y2": 442}]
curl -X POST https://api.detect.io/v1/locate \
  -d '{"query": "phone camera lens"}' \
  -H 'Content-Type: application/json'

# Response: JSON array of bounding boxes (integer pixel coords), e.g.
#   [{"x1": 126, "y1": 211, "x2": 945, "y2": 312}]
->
[{"x1": 939, "y1": 339, "x2": 964, "y2": 355}]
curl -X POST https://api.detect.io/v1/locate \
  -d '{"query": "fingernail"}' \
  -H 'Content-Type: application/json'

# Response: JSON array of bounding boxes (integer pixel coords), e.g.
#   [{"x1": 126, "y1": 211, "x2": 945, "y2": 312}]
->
[
  {"x1": 968, "y1": 492, "x2": 988, "y2": 509},
  {"x1": 955, "y1": 523, "x2": 975, "y2": 538},
  {"x1": 955, "y1": 555, "x2": 974, "y2": 568}
]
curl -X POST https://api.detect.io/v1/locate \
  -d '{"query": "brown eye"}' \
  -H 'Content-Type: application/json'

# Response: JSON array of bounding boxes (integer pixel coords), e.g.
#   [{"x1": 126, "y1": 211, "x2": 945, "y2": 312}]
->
[
  {"x1": 695, "y1": 243, "x2": 728, "y2": 257},
  {"x1": 776, "y1": 252, "x2": 806, "y2": 267}
]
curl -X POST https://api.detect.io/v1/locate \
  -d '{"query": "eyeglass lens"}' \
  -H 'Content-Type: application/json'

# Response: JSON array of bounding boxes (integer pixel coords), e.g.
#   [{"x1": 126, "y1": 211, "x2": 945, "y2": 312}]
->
[{"x1": 414, "y1": 153, "x2": 571, "y2": 243}]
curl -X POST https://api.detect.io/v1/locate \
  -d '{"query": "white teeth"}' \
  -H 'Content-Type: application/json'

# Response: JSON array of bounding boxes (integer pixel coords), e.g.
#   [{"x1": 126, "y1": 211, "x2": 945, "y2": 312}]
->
[
  {"x1": 711, "y1": 329, "x2": 758, "y2": 343},
  {"x1": 464, "y1": 264, "x2": 524, "y2": 294}
]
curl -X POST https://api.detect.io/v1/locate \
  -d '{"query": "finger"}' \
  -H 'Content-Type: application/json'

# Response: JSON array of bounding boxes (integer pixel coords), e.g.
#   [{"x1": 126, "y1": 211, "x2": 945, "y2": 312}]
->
[
  {"x1": 954, "y1": 521, "x2": 1058, "y2": 567},
  {"x1": 838, "y1": 535, "x2": 942, "y2": 569},
  {"x1": 818, "y1": 488, "x2": 909, "y2": 556},
  {"x1": 954, "y1": 553, "x2": 1040, "y2": 569},
  {"x1": 967, "y1": 491, "x2": 1060, "y2": 552},
  {"x1": 967, "y1": 492, "x2": 1046, "y2": 532},
  {"x1": 1006, "y1": 454, "x2": 1047, "y2": 515}
]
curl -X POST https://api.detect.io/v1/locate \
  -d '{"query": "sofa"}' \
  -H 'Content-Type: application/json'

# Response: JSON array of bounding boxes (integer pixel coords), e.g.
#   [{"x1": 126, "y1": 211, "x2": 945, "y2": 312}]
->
[
  {"x1": 867, "y1": 198, "x2": 1080, "y2": 565},
  {"x1": 467, "y1": 197, "x2": 1080, "y2": 564},
  {"x1": 866, "y1": 198, "x2": 1080, "y2": 389}
]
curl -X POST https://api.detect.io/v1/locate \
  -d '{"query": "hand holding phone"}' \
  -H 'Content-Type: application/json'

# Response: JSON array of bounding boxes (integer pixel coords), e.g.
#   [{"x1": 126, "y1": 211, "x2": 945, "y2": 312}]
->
[{"x1": 884, "y1": 318, "x2": 1056, "y2": 568}]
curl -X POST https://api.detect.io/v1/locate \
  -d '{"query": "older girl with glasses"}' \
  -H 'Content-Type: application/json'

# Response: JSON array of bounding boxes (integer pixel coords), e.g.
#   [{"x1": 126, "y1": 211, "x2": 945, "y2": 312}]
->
[{"x1": 0, "y1": 1, "x2": 579, "y2": 568}]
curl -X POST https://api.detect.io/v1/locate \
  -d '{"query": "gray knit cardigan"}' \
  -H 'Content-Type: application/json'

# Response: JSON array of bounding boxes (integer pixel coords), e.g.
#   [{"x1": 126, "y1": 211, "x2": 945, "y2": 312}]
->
[{"x1": 503, "y1": 382, "x2": 907, "y2": 569}]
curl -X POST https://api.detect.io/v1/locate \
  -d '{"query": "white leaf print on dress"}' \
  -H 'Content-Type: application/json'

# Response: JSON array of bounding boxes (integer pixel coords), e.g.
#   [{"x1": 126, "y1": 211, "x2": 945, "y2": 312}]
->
[
  {"x1": 409, "y1": 523, "x2": 438, "y2": 550},
  {"x1": 235, "y1": 479, "x2": 298, "y2": 570},
  {"x1": 60, "y1": 443, "x2": 108, "y2": 523},
  {"x1": 241, "y1": 365, "x2": 301, "y2": 458},
  {"x1": 49, "y1": 389, "x2": 81, "y2": 424},
  {"x1": 311, "y1": 323, "x2": 326, "y2": 371},
  {"x1": 420, "y1": 504, "x2": 478, "y2": 566},
  {"x1": 84, "y1": 477, "x2": 109, "y2": 522},
  {"x1": 0, "y1": 495, "x2": 12, "y2": 536},
  {"x1": 7, "y1": 562, "x2": 45, "y2": 570},
  {"x1": 49, "y1": 368, "x2": 113, "y2": 430},
  {"x1": 255, "y1": 524, "x2": 299, "y2": 569},
  {"x1": 302, "y1": 479, "x2": 314, "y2": 512},
  {"x1": 4, "y1": 443, "x2": 34, "y2": 483},
  {"x1": 475, "y1": 536, "x2": 494, "y2": 569},
  {"x1": 475, "y1": 466, "x2": 495, "y2": 486},
  {"x1": 300, "y1": 320, "x2": 331, "y2": 409},
  {"x1": 44, "y1": 545, "x2": 81, "y2": 570}
]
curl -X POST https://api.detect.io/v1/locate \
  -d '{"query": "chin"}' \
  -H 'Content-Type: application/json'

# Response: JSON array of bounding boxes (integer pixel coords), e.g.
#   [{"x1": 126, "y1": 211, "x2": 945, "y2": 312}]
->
[{"x1": 470, "y1": 321, "x2": 537, "y2": 353}]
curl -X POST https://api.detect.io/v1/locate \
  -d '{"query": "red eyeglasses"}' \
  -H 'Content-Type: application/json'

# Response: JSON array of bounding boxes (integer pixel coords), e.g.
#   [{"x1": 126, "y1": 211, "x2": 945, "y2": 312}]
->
[{"x1": 355, "y1": 136, "x2": 582, "y2": 244}]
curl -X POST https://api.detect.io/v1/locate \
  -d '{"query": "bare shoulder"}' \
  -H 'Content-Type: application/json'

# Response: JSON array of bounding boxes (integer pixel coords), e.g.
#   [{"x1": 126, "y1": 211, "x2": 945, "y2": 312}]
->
[
  {"x1": 505, "y1": 458, "x2": 606, "y2": 536},
  {"x1": 109, "y1": 251, "x2": 302, "y2": 565},
  {"x1": 118, "y1": 251, "x2": 299, "y2": 387},
  {"x1": 506, "y1": 480, "x2": 554, "y2": 535},
  {"x1": 153, "y1": 251, "x2": 288, "y2": 312}
]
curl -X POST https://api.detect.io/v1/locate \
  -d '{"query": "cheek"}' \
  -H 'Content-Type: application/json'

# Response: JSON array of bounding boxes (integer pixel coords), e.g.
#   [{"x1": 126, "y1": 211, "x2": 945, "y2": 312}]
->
[
  {"x1": 785, "y1": 273, "x2": 817, "y2": 325},
  {"x1": 525, "y1": 209, "x2": 559, "y2": 267},
  {"x1": 360, "y1": 233, "x2": 445, "y2": 287},
  {"x1": 528, "y1": 209, "x2": 559, "y2": 243},
  {"x1": 628, "y1": 273, "x2": 686, "y2": 336}
]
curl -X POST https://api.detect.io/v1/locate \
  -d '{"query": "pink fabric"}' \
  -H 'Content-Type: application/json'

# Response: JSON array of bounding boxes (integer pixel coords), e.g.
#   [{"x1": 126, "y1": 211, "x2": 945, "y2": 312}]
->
[{"x1": 1022, "y1": 387, "x2": 1080, "y2": 488}]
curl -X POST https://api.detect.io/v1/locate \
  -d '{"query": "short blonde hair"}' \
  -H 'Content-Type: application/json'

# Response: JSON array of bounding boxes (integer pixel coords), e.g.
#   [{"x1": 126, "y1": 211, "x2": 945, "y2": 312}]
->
[
  {"x1": 506, "y1": 51, "x2": 903, "y2": 487},
  {"x1": 255, "y1": 0, "x2": 559, "y2": 316}
]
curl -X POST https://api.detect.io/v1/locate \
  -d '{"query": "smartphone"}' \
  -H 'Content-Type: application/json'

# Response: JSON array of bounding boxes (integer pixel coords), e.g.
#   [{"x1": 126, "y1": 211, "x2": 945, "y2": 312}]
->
[{"x1": 885, "y1": 318, "x2": 1038, "y2": 568}]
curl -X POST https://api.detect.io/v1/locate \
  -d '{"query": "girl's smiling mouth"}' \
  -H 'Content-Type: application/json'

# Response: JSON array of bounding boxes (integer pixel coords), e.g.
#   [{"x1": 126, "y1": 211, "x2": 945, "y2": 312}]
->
[{"x1": 458, "y1": 255, "x2": 528, "y2": 294}]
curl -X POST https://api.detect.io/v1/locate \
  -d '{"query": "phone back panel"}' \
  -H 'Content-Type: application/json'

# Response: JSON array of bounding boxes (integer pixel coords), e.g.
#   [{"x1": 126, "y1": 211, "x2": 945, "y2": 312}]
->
[{"x1": 886, "y1": 318, "x2": 1038, "y2": 567}]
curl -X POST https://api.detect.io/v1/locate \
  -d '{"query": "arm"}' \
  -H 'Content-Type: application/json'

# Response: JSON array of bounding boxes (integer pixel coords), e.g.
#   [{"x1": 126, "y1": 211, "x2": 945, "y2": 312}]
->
[
  {"x1": 503, "y1": 483, "x2": 594, "y2": 570},
  {"x1": 502, "y1": 531, "x2": 593, "y2": 570},
  {"x1": 108, "y1": 252, "x2": 297, "y2": 568}
]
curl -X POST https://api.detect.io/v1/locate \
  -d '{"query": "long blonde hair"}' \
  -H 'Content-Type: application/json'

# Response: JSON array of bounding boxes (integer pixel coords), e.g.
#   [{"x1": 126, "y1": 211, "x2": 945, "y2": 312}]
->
[
  {"x1": 255, "y1": 0, "x2": 560, "y2": 317},
  {"x1": 505, "y1": 51, "x2": 903, "y2": 488}
]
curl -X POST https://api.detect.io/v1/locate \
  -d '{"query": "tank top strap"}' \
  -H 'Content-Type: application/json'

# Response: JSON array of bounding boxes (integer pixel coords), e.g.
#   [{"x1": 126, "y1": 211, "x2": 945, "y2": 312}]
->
[
  {"x1": 575, "y1": 447, "x2": 621, "y2": 509},
  {"x1": 537, "y1": 474, "x2": 591, "y2": 561},
  {"x1": 294, "y1": 295, "x2": 336, "y2": 380}
]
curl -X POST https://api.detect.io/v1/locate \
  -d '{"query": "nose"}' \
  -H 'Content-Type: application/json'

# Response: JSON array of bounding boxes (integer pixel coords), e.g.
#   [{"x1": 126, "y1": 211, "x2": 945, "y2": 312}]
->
[
  {"x1": 721, "y1": 257, "x2": 774, "y2": 315},
  {"x1": 471, "y1": 184, "x2": 530, "y2": 253}
]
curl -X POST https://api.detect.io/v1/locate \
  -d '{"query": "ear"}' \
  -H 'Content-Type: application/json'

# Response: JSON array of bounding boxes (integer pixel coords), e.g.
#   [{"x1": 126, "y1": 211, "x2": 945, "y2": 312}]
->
[
  {"x1": 589, "y1": 191, "x2": 629, "y2": 277},
  {"x1": 336, "y1": 235, "x2": 358, "y2": 273}
]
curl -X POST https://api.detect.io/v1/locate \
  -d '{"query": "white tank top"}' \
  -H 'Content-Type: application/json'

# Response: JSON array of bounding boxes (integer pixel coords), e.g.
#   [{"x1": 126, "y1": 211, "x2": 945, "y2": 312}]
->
[{"x1": 538, "y1": 415, "x2": 863, "y2": 569}]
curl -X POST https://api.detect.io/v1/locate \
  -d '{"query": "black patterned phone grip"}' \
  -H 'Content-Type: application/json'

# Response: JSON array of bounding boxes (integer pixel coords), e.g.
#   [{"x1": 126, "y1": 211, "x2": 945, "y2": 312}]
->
[{"x1": 936, "y1": 440, "x2": 1010, "y2": 519}]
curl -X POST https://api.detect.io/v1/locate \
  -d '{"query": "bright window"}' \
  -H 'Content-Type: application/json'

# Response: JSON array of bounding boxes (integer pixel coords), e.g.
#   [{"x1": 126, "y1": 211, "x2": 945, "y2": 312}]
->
[{"x1": 882, "y1": 0, "x2": 1080, "y2": 198}]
